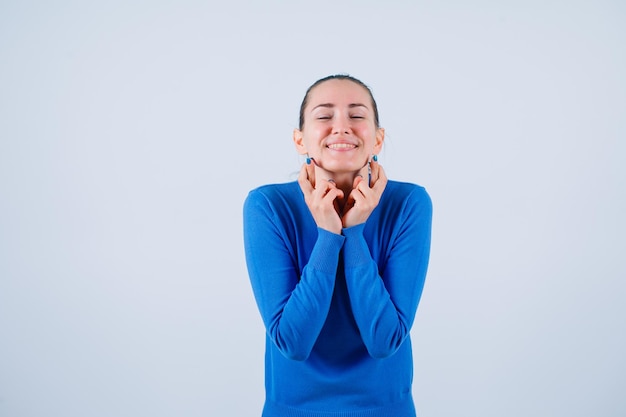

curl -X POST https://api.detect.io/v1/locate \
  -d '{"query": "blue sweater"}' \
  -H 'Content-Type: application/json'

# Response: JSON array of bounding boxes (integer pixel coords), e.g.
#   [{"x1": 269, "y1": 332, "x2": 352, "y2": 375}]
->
[{"x1": 243, "y1": 180, "x2": 432, "y2": 417}]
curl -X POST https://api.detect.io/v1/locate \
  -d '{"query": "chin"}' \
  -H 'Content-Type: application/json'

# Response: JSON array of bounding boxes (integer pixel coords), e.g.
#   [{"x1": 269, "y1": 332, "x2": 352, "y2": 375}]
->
[
  {"x1": 322, "y1": 156, "x2": 368, "y2": 169},
  {"x1": 324, "y1": 163, "x2": 365, "y2": 175}
]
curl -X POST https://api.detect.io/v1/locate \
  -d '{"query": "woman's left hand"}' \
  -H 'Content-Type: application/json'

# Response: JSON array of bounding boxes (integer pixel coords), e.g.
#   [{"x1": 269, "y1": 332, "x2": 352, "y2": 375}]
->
[{"x1": 342, "y1": 161, "x2": 388, "y2": 228}]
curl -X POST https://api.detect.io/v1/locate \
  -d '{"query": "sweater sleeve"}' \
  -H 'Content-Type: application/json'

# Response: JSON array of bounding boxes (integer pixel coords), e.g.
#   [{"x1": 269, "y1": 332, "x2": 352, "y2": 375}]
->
[
  {"x1": 342, "y1": 186, "x2": 432, "y2": 359},
  {"x1": 243, "y1": 189, "x2": 345, "y2": 361}
]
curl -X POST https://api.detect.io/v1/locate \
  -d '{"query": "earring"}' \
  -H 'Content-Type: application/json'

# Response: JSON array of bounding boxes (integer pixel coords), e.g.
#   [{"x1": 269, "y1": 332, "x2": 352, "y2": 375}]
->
[{"x1": 306, "y1": 154, "x2": 312, "y2": 165}]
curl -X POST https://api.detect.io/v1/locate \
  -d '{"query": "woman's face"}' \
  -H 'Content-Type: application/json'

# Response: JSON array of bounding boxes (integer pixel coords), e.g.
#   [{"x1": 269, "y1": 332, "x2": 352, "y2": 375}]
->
[{"x1": 293, "y1": 79, "x2": 384, "y2": 176}]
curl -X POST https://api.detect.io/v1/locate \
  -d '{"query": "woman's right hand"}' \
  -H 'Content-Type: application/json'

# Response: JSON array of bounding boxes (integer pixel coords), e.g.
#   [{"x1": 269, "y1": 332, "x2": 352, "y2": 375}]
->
[{"x1": 298, "y1": 161, "x2": 344, "y2": 234}]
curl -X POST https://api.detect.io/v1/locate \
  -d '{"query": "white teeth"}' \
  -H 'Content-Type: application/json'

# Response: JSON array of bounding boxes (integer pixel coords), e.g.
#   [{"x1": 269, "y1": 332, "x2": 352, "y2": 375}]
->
[{"x1": 327, "y1": 143, "x2": 356, "y2": 149}]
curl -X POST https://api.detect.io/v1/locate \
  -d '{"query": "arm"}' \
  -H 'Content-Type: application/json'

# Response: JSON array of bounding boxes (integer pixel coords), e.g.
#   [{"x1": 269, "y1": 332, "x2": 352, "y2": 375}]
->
[
  {"x1": 343, "y1": 187, "x2": 432, "y2": 358},
  {"x1": 243, "y1": 189, "x2": 345, "y2": 361}
]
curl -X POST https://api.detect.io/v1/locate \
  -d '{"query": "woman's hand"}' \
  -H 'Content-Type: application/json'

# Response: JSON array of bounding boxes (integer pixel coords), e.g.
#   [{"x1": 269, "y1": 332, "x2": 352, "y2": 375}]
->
[
  {"x1": 342, "y1": 161, "x2": 388, "y2": 229},
  {"x1": 298, "y1": 162, "x2": 344, "y2": 234}
]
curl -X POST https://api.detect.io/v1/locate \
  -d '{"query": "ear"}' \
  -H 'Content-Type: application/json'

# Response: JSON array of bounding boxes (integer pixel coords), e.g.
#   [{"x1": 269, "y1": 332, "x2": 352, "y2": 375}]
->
[
  {"x1": 373, "y1": 127, "x2": 385, "y2": 154},
  {"x1": 293, "y1": 128, "x2": 308, "y2": 155}
]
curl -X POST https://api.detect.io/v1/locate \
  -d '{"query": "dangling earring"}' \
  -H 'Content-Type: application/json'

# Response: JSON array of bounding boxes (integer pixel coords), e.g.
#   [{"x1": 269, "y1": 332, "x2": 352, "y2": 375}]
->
[
  {"x1": 306, "y1": 153, "x2": 312, "y2": 165},
  {"x1": 367, "y1": 155, "x2": 378, "y2": 186}
]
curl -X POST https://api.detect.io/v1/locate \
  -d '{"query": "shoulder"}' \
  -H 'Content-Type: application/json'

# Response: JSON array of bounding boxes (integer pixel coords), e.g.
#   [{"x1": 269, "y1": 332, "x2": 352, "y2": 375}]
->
[
  {"x1": 246, "y1": 181, "x2": 300, "y2": 203},
  {"x1": 383, "y1": 180, "x2": 432, "y2": 208},
  {"x1": 244, "y1": 181, "x2": 303, "y2": 215},
  {"x1": 374, "y1": 180, "x2": 432, "y2": 226}
]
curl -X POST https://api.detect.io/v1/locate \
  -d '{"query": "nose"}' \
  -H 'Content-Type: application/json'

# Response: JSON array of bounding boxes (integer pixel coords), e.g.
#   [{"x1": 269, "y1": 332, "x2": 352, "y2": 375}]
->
[{"x1": 332, "y1": 115, "x2": 352, "y2": 135}]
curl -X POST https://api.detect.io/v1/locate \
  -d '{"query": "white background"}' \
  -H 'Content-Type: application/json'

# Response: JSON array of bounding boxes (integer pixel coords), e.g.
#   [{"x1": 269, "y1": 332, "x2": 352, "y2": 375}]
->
[{"x1": 1, "y1": 1, "x2": 624, "y2": 416}]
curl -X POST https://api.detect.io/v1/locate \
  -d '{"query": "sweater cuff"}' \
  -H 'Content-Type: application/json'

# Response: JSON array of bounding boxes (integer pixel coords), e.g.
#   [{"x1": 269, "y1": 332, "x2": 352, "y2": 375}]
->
[
  {"x1": 307, "y1": 227, "x2": 345, "y2": 275},
  {"x1": 342, "y1": 223, "x2": 371, "y2": 268}
]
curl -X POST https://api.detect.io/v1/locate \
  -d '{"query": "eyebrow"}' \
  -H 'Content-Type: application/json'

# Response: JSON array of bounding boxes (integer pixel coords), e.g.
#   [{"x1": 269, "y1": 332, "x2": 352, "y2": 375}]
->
[{"x1": 311, "y1": 103, "x2": 369, "y2": 111}]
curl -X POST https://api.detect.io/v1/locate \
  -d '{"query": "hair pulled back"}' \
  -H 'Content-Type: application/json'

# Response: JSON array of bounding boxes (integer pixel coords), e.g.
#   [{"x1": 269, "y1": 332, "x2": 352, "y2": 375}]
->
[{"x1": 298, "y1": 74, "x2": 380, "y2": 130}]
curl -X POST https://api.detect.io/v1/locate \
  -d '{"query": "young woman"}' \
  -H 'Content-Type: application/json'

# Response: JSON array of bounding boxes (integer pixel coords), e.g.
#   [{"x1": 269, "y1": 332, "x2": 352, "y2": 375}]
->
[{"x1": 243, "y1": 74, "x2": 432, "y2": 417}]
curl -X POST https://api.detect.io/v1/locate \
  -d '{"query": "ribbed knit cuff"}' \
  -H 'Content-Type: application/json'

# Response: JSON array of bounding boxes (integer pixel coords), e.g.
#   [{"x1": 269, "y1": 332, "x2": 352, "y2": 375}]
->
[
  {"x1": 341, "y1": 223, "x2": 370, "y2": 268},
  {"x1": 307, "y1": 227, "x2": 345, "y2": 275}
]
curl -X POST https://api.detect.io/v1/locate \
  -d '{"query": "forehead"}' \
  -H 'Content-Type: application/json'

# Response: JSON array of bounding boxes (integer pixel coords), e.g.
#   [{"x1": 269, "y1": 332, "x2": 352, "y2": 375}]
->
[{"x1": 307, "y1": 79, "x2": 371, "y2": 107}]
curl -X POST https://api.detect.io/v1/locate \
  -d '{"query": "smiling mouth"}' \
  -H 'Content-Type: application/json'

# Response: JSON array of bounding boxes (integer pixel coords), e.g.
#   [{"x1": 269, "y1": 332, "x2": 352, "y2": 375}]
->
[{"x1": 327, "y1": 143, "x2": 357, "y2": 150}]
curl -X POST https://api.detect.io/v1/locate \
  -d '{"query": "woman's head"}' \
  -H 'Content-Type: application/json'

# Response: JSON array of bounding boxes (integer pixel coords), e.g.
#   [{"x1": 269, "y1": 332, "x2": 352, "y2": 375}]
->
[
  {"x1": 293, "y1": 74, "x2": 385, "y2": 178},
  {"x1": 298, "y1": 74, "x2": 380, "y2": 130}
]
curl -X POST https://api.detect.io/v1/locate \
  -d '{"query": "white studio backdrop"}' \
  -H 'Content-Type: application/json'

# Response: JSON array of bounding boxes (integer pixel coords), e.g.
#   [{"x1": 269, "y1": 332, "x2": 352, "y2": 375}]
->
[{"x1": 1, "y1": 1, "x2": 624, "y2": 416}]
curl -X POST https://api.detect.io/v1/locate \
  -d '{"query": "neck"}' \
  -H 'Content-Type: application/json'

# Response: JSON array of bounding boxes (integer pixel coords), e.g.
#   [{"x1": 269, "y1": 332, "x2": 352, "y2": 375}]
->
[
  {"x1": 314, "y1": 166, "x2": 367, "y2": 201},
  {"x1": 333, "y1": 173, "x2": 358, "y2": 199}
]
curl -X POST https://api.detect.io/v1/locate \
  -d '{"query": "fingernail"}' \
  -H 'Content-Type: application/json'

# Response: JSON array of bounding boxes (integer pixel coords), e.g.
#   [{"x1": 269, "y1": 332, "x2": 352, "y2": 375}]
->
[
  {"x1": 328, "y1": 179, "x2": 335, "y2": 183},
  {"x1": 372, "y1": 154, "x2": 378, "y2": 162}
]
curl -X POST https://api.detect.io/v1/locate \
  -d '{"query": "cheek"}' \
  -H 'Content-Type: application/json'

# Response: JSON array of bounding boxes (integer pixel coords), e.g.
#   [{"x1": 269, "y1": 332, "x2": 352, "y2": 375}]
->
[
  {"x1": 357, "y1": 128, "x2": 376, "y2": 145},
  {"x1": 307, "y1": 126, "x2": 330, "y2": 142}
]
